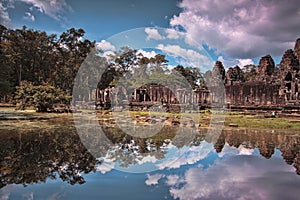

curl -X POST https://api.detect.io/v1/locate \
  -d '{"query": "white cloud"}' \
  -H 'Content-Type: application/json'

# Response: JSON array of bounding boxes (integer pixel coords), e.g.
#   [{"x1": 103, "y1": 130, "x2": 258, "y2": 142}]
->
[
  {"x1": 0, "y1": 185, "x2": 18, "y2": 200},
  {"x1": 217, "y1": 143, "x2": 239, "y2": 158},
  {"x1": 237, "y1": 58, "x2": 254, "y2": 67},
  {"x1": 170, "y1": 0, "x2": 300, "y2": 59},
  {"x1": 145, "y1": 28, "x2": 164, "y2": 40},
  {"x1": 145, "y1": 174, "x2": 164, "y2": 186},
  {"x1": 217, "y1": 56, "x2": 238, "y2": 68},
  {"x1": 218, "y1": 56, "x2": 254, "y2": 68},
  {"x1": 0, "y1": 1, "x2": 12, "y2": 27},
  {"x1": 183, "y1": 34, "x2": 201, "y2": 48},
  {"x1": 218, "y1": 143, "x2": 254, "y2": 158},
  {"x1": 136, "y1": 49, "x2": 157, "y2": 59},
  {"x1": 165, "y1": 28, "x2": 202, "y2": 49},
  {"x1": 238, "y1": 145, "x2": 254, "y2": 155},
  {"x1": 22, "y1": 192, "x2": 34, "y2": 200},
  {"x1": 169, "y1": 156, "x2": 298, "y2": 200},
  {"x1": 157, "y1": 44, "x2": 213, "y2": 69},
  {"x1": 96, "y1": 40, "x2": 116, "y2": 51},
  {"x1": 0, "y1": 0, "x2": 71, "y2": 27},
  {"x1": 156, "y1": 142, "x2": 213, "y2": 170},
  {"x1": 165, "y1": 28, "x2": 182, "y2": 39},
  {"x1": 136, "y1": 154, "x2": 158, "y2": 165},
  {"x1": 19, "y1": 0, "x2": 72, "y2": 22},
  {"x1": 95, "y1": 154, "x2": 116, "y2": 174},
  {"x1": 166, "y1": 174, "x2": 184, "y2": 186},
  {"x1": 23, "y1": 12, "x2": 35, "y2": 21},
  {"x1": 102, "y1": 51, "x2": 116, "y2": 60},
  {"x1": 95, "y1": 162, "x2": 115, "y2": 174},
  {"x1": 47, "y1": 192, "x2": 66, "y2": 200}
]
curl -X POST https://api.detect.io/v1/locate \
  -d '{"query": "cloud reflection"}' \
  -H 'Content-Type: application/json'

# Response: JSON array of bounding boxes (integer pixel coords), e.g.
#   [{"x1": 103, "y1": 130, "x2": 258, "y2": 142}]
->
[
  {"x1": 156, "y1": 142, "x2": 214, "y2": 170},
  {"x1": 169, "y1": 155, "x2": 300, "y2": 200},
  {"x1": 218, "y1": 143, "x2": 254, "y2": 158},
  {"x1": 145, "y1": 174, "x2": 165, "y2": 186}
]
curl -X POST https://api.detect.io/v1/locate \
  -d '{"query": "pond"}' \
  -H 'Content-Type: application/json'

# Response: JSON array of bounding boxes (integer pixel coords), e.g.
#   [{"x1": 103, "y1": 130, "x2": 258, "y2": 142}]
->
[{"x1": 1, "y1": 112, "x2": 300, "y2": 200}]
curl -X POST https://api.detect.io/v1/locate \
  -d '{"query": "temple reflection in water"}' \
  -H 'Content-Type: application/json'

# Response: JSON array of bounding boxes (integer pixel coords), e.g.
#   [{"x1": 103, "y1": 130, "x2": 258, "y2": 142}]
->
[{"x1": 1, "y1": 120, "x2": 300, "y2": 189}]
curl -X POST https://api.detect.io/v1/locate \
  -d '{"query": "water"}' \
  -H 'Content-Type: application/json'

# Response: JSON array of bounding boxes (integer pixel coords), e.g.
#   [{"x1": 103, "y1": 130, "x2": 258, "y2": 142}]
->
[{"x1": 1, "y1": 114, "x2": 300, "y2": 200}]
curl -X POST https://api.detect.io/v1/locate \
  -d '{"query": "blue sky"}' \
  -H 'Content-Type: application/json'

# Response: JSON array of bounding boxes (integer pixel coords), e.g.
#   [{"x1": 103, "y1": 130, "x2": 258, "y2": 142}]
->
[
  {"x1": 1, "y1": 0, "x2": 300, "y2": 68},
  {"x1": 1, "y1": 0, "x2": 182, "y2": 40}
]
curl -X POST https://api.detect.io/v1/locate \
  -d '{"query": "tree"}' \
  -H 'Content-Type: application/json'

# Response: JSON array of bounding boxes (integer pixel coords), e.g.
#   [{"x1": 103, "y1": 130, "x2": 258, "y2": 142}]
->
[
  {"x1": 14, "y1": 81, "x2": 71, "y2": 112},
  {"x1": 243, "y1": 64, "x2": 257, "y2": 81},
  {"x1": 0, "y1": 25, "x2": 95, "y2": 103},
  {"x1": 226, "y1": 65, "x2": 245, "y2": 82},
  {"x1": 4, "y1": 26, "x2": 57, "y2": 85},
  {"x1": 114, "y1": 47, "x2": 138, "y2": 73},
  {"x1": 172, "y1": 65, "x2": 203, "y2": 89},
  {"x1": 149, "y1": 54, "x2": 168, "y2": 74},
  {"x1": 0, "y1": 126, "x2": 101, "y2": 188},
  {"x1": 0, "y1": 25, "x2": 14, "y2": 100},
  {"x1": 130, "y1": 55, "x2": 150, "y2": 88},
  {"x1": 54, "y1": 28, "x2": 95, "y2": 91}
]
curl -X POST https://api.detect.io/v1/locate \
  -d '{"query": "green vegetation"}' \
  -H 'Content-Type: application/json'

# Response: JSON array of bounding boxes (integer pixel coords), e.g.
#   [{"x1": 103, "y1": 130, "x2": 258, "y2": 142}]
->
[
  {"x1": 96, "y1": 110, "x2": 300, "y2": 131},
  {"x1": 0, "y1": 25, "x2": 94, "y2": 107},
  {"x1": 99, "y1": 47, "x2": 205, "y2": 90},
  {"x1": 224, "y1": 113, "x2": 300, "y2": 130},
  {"x1": 14, "y1": 81, "x2": 71, "y2": 112},
  {"x1": 0, "y1": 118, "x2": 100, "y2": 188},
  {"x1": 2, "y1": 26, "x2": 92, "y2": 89},
  {"x1": 1, "y1": 25, "x2": 209, "y2": 112}
]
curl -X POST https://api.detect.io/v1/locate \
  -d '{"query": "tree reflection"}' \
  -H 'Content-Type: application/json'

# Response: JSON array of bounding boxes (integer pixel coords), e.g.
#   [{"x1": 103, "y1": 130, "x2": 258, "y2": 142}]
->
[
  {"x1": 98, "y1": 114, "x2": 300, "y2": 175},
  {"x1": 2, "y1": 118, "x2": 300, "y2": 189},
  {"x1": 99, "y1": 124, "x2": 179, "y2": 168},
  {"x1": 213, "y1": 129, "x2": 300, "y2": 175},
  {"x1": 0, "y1": 126, "x2": 101, "y2": 188}
]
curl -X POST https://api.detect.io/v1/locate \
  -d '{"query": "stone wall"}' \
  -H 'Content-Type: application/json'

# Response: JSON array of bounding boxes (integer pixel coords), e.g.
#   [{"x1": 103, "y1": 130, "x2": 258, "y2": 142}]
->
[
  {"x1": 225, "y1": 82, "x2": 282, "y2": 106},
  {"x1": 95, "y1": 85, "x2": 212, "y2": 110}
]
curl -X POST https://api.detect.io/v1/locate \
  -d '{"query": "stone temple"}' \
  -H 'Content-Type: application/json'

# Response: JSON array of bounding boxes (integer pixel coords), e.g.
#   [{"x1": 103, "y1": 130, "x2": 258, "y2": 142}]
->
[
  {"x1": 95, "y1": 38, "x2": 300, "y2": 112},
  {"x1": 224, "y1": 38, "x2": 300, "y2": 109}
]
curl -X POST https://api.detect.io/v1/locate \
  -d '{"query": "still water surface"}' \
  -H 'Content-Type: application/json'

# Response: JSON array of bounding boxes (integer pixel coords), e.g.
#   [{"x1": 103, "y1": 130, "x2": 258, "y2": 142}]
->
[{"x1": 1, "y1": 113, "x2": 300, "y2": 199}]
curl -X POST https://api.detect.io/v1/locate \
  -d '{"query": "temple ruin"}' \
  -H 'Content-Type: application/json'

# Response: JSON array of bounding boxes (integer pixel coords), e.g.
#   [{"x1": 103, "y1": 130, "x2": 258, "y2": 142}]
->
[
  {"x1": 95, "y1": 38, "x2": 300, "y2": 112},
  {"x1": 225, "y1": 38, "x2": 300, "y2": 110}
]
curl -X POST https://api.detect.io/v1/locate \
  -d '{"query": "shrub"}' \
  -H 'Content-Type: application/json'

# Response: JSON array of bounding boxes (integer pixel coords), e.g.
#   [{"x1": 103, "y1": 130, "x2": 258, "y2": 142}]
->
[{"x1": 14, "y1": 81, "x2": 71, "y2": 112}]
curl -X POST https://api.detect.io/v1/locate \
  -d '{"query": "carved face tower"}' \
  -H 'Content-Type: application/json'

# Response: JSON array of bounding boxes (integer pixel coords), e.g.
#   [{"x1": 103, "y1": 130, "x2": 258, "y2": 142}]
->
[
  {"x1": 294, "y1": 38, "x2": 300, "y2": 61},
  {"x1": 257, "y1": 55, "x2": 275, "y2": 77}
]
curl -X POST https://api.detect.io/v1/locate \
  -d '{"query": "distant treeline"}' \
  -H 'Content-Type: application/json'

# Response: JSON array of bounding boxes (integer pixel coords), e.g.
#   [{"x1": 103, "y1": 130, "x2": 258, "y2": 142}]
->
[
  {"x1": 0, "y1": 25, "x2": 207, "y2": 105},
  {"x1": 0, "y1": 25, "x2": 95, "y2": 101}
]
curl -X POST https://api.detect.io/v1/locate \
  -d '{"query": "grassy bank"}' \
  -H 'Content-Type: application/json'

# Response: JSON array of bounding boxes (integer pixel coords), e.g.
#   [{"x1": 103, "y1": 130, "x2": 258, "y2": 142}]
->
[
  {"x1": 224, "y1": 112, "x2": 300, "y2": 130},
  {"x1": 1, "y1": 107, "x2": 300, "y2": 131},
  {"x1": 97, "y1": 110, "x2": 300, "y2": 130}
]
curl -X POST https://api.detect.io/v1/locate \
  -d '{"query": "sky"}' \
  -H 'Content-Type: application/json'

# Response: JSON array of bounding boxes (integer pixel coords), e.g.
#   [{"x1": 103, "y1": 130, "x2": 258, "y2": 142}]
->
[{"x1": 1, "y1": 0, "x2": 300, "y2": 68}]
